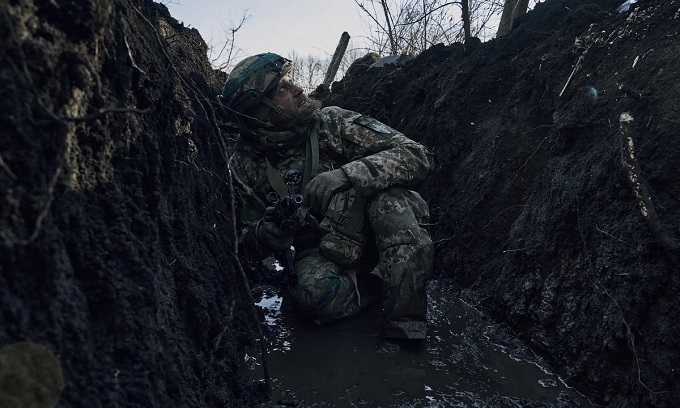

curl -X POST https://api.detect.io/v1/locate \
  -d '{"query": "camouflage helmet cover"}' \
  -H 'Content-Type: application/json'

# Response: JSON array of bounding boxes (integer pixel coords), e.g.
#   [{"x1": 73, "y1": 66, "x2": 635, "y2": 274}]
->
[{"x1": 220, "y1": 53, "x2": 292, "y2": 115}]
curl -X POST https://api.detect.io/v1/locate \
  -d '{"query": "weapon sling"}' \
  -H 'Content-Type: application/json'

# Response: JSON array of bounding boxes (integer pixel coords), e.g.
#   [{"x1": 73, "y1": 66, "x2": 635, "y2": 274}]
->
[{"x1": 264, "y1": 125, "x2": 320, "y2": 286}]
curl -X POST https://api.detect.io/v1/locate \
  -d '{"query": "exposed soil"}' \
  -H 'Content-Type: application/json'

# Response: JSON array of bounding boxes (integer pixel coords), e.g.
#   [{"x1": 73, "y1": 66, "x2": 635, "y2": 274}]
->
[
  {"x1": 1, "y1": 0, "x2": 678, "y2": 407},
  {"x1": 326, "y1": 1, "x2": 680, "y2": 406}
]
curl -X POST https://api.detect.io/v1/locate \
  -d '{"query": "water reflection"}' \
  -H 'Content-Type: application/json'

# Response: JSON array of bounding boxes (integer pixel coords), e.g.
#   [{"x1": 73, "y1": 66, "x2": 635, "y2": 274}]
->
[{"x1": 243, "y1": 280, "x2": 591, "y2": 407}]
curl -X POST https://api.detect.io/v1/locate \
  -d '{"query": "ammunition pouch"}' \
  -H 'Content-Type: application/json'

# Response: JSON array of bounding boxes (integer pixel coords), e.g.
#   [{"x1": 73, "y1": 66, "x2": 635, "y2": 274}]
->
[{"x1": 318, "y1": 188, "x2": 367, "y2": 267}]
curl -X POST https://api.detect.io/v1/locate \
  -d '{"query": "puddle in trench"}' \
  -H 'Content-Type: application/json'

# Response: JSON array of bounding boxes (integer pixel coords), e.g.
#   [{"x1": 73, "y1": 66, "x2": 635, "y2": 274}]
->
[{"x1": 242, "y1": 280, "x2": 592, "y2": 407}]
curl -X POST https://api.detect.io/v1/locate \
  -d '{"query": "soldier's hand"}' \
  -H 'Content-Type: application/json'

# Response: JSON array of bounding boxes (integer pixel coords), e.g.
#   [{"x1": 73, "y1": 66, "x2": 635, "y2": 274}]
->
[
  {"x1": 304, "y1": 169, "x2": 352, "y2": 213},
  {"x1": 257, "y1": 207, "x2": 296, "y2": 253}
]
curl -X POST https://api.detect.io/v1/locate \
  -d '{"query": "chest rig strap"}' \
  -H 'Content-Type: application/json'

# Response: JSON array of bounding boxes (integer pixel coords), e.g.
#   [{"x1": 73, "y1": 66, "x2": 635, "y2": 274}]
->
[{"x1": 265, "y1": 124, "x2": 320, "y2": 196}]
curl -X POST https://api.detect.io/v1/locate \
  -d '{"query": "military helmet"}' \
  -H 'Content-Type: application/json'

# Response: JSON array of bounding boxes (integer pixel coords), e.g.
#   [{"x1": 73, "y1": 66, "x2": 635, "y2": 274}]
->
[{"x1": 219, "y1": 53, "x2": 292, "y2": 116}]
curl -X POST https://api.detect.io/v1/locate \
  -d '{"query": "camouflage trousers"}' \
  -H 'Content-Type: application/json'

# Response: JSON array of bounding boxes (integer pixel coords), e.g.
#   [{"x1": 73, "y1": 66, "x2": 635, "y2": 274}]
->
[{"x1": 287, "y1": 187, "x2": 434, "y2": 339}]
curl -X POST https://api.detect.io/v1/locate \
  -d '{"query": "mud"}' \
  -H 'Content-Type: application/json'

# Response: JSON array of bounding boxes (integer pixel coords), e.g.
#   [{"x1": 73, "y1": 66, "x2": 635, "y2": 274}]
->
[
  {"x1": 1, "y1": 0, "x2": 679, "y2": 407},
  {"x1": 244, "y1": 280, "x2": 591, "y2": 407}
]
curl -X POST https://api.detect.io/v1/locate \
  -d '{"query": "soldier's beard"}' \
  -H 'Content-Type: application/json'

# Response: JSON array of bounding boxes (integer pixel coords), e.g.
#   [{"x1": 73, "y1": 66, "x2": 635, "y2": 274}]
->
[
  {"x1": 290, "y1": 95, "x2": 322, "y2": 122},
  {"x1": 269, "y1": 95, "x2": 322, "y2": 130},
  {"x1": 249, "y1": 95, "x2": 323, "y2": 151}
]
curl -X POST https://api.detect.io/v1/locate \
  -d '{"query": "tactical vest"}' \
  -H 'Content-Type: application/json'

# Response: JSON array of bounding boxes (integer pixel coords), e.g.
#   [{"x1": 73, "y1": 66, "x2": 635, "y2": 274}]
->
[{"x1": 265, "y1": 121, "x2": 367, "y2": 267}]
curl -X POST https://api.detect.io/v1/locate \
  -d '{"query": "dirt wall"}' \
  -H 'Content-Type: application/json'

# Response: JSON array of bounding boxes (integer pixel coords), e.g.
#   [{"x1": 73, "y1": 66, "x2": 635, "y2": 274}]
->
[
  {"x1": 326, "y1": 0, "x2": 679, "y2": 406},
  {"x1": 1, "y1": 0, "x2": 259, "y2": 406}
]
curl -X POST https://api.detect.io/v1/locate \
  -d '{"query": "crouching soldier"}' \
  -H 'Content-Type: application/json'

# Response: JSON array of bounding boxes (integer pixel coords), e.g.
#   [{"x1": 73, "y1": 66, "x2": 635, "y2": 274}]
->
[{"x1": 220, "y1": 53, "x2": 434, "y2": 345}]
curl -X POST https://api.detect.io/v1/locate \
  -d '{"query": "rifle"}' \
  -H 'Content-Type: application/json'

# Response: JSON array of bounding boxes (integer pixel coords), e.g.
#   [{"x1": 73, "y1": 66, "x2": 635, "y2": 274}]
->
[{"x1": 265, "y1": 170, "x2": 304, "y2": 286}]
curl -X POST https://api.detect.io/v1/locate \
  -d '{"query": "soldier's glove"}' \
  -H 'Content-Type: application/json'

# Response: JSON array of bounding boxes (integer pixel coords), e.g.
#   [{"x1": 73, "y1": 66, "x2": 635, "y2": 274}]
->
[
  {"x1": 257, "y1": 207, "x2": 297, "y2": 253},
  {"x1": 304, "y1": 168, "x2": 352, "y2": 214}
]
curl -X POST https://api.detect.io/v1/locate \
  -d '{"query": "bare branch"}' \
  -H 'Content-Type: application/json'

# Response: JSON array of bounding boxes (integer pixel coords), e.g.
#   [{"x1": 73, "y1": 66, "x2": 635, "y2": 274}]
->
[
  {"x1": 354, "y1": 0, "x2": 502, "y2": 55},
  {"x1": 211, "y1": 11, "x2": 251, "y2": 71}
]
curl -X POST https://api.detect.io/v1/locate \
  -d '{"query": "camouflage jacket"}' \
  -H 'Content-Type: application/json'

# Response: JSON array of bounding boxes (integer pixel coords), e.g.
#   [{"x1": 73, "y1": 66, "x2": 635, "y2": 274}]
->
[{"x1": 229, "y1": 106, "x2": 434, "y2": 260}]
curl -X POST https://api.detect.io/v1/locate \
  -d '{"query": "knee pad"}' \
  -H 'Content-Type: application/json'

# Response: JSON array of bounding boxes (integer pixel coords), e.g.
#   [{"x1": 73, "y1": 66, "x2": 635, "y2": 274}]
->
[{"x1": 288, "y1": 253, "x2": 342, "y2": 312}]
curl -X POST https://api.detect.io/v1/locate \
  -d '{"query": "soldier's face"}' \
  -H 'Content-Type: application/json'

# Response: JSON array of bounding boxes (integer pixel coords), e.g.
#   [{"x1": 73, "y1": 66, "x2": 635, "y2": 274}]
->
[
  {"x1": 272, "y1": 75, "x2": 304, "y2": 115},
  {"x1": 268, "y1": 75, "x2": 321, "y2": 127}
]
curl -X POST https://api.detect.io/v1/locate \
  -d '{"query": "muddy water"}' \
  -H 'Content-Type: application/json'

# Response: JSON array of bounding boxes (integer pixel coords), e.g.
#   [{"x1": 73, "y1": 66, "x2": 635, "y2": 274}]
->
[{"x1": 243, "y1": 280, "x2": 592, "y2": 407}]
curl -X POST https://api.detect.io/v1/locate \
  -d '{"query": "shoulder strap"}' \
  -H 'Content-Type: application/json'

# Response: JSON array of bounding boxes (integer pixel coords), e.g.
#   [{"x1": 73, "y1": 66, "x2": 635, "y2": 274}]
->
[
  {"x1": 265, "y1": 125, "x2": 320, "y2": 197},
  {"x1": 302, "y1": 124, "x2": 320, "y2": 188},
  {"x1": 266, "y1": 158, "x2": 289, "y2": 196}
]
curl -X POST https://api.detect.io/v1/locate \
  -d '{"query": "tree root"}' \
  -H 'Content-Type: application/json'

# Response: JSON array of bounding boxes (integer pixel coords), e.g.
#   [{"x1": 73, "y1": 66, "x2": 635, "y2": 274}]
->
[{"x1": 619, "y1": 112, "x2": 679, "y2": 262}]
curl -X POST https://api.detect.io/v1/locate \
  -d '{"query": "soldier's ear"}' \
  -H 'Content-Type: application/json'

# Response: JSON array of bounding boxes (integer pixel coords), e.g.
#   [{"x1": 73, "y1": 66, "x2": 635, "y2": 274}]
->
[{"x1": 240, "y1": 104, "x2": 272, "y2": 129}]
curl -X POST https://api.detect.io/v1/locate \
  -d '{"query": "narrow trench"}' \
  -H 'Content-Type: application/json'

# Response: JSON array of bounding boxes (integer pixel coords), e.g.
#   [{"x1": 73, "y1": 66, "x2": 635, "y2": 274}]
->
[{"x1": 242, "y1": 280, "x2": 593, "y2": 407}]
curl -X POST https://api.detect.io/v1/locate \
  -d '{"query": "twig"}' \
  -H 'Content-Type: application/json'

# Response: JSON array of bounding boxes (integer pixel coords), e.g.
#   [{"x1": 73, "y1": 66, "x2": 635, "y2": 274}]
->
[
  {"x1": 213, "y1": 300, "x2": 236, "y2": 352},
  {"x1": 481, "y1": 205, "x2": 526, "y2": 231},
  {"x1": 602, "y1": 29, "x2": 617, "y2": 45},
  {"x1": 433, "y1": 237, "x2": 452, "y2": 249},
  {"x1": 0, "y1": 154, "x2": 18, "y2": 180},
  {"x1": 14, "y1": 168, "x2": 62, "y2": 245},
  {"x1": 559, "y1": 53, "x2": 585, "y2": 97},
  {"x1": 597, "y1": 282, "x2": 666, "y2": 395},
  {"x1": 594, "y1": 224, "x2": 627, "y2": 244},
  {"x1": 124, "y1": 34, "x2": 147, "y2": 76},
  {"x1": 508, "y1": 136, "x2": 548, "y2": 186},
  {"x1": 176, "y1": 159, "x2": 200, "y2": 171},
  {"x1": 662, "y1": 117, "x2": 680, "y2": 125},
  {"x1": 502, "y1": 245, "x2": 540, "y2": 253},
  {"x1": 521, "y1": 124, "x2": 552, "y2": 135},
  {"x1": 210, "y1": 11, "x2": 250, "y2": 70},
  {"x1": 576, "y1": 187, "x2": 667, "y2": 396}
]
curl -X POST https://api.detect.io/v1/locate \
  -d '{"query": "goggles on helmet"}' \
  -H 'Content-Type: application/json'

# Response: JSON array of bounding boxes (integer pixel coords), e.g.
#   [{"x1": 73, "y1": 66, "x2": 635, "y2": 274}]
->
[{"x1": 219, "y1": 53, "x2": 292, "y2": 116}]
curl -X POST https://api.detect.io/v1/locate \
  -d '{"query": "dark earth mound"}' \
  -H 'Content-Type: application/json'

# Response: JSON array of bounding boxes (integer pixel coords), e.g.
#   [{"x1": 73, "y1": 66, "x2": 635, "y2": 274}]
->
[{"x1": 1, "y1": 0, "x2": 678, "y2": 407}]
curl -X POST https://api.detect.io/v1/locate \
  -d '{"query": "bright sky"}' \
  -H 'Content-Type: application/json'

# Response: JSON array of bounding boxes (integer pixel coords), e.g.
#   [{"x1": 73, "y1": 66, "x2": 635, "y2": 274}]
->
[{"x1": 165, "y1": 0, "x2": 369, "y2": 67}]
